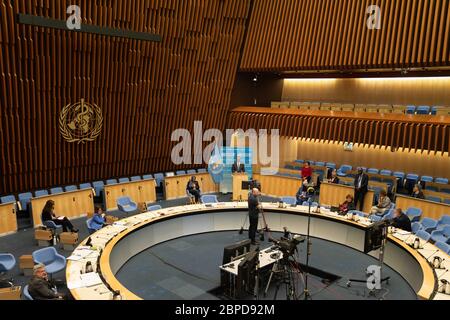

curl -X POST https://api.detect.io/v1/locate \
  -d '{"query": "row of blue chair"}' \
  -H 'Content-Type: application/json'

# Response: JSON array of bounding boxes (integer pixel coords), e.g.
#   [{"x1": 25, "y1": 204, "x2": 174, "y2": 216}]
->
[
  {"x1": 293, "y1": 160, "x2": 337, "y2": 170},
  {"x1": 406, "y1": 105, "x2": 442, "y2": 115}
]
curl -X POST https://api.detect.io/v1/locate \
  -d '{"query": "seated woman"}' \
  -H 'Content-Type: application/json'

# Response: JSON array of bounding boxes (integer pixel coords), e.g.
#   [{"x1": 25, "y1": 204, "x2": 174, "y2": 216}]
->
[
  {"x1": 88, "y1": 206, "x2": 107, "y2": 231},
  {"x1": 411, "y1": 184, "x2": 425, "y2": 199},
  {"x1": 370, "y1": 189, "x2": 392, "y2": 216},
  {"x1": 339, "y1": 194, "x2": 356, "y2": 214},
  {"x1": 327, "y1": 169, "x2": 340, "y2": 184},
  {"x1": 186, "y1": 176, "x2": 201, "y2": 203},
  {"x1": 41, "y1": 200, "x2": 78, "y2": 233}
]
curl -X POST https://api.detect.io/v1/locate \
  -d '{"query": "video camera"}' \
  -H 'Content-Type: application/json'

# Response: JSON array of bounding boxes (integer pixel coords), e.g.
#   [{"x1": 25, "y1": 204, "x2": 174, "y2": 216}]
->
[{"x1": 269, "y1": 234, "x2": 305, "y2": 257}]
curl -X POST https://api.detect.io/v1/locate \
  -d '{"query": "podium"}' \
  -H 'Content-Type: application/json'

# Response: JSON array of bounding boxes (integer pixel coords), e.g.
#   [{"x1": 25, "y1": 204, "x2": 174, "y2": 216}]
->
[{"x1": 232, "y1": 173, "x2": 249, "y2": 201}]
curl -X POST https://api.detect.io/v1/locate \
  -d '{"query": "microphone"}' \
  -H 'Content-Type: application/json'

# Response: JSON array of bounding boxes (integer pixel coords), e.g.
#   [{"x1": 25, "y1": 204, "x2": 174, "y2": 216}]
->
[{"x1": 425, "y1": 249, "x2": 441, "y2": 260}]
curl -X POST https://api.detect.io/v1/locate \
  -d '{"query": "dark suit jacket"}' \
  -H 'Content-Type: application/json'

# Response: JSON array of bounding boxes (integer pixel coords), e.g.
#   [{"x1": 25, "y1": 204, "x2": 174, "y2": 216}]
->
[
  {"x1": 354, "y1": 173, "x2": 369, "y2": 193},
  {"x1": 232, "y1": 162, "x2": 245, "y2": 173},
  {"x1": 28, "y1": 276, "x2": 61, "y2": 300},
  {"x1": 392, "y1": 213, "x2": 412, "y2": 232},
  {"x1": 248, "y1": 194, "x2": 260, "y2": 219},
  {"x1": 186, "y1": 180, "x2": 200, "y2": 192},
  {"x1": 329, "y1": 177, "x2": 340, "y2": 184}
]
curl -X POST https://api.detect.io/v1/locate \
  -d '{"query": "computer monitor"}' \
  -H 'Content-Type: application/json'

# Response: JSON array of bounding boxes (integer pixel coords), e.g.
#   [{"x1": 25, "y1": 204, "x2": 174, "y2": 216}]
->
[
  {"x1": 364, "y1": 221, "x2": 386, "y2": 253},
  {"x1": 222, "y1": 239, "x2": 252, "y2": 265},
  {"x1": 236, "y1": 248, "x2": 259, "y2": 298}
]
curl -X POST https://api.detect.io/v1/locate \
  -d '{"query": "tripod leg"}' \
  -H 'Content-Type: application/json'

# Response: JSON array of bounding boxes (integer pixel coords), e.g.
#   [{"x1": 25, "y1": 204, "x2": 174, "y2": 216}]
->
[{"x1": 264, "y1": 263, "x2": 277, "y2": 296}]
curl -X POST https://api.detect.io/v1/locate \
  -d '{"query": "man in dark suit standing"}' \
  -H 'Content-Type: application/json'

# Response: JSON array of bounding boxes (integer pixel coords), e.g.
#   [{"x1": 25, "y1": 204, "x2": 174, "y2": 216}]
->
[
  {"x1": 232, "y1": 155, "x2": 245, "y2": 173},
  {"x1": 354, "y1": 167, "x2": 369, "y2": 211},
  {"x1": 247, "y1": 188, "x2": 261, "y2": 245}
]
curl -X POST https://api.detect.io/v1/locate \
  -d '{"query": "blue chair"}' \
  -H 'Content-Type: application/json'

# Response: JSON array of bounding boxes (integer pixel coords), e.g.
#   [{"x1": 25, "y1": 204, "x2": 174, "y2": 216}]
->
[
  {"x1": 382, "y1": 209, "x2": 395, "y2": 221},
  {"x1": 380, "y1": 170, "x2": 392, "y2": 176},
  {"x1": 117, "y1": 197, "x2": 138, "y2": 214},
  {"x1": 187, "y1": 170, "x2": 197, "y2": 175},
  {"x1": 416, "y1": 106, "x2": 430, "y2": 115},
  {"x1": 35, "y1": 190, "x2": 49, "y2": 197},
  {"x1": 426, "y1": 196, "x2": 441, "y2": 203},
  {"x1": 148, "y1": 205, "x2": 162, "y2": 211},
  {"x1": 119, "y1": 177, "x2": 130, "y2": 184},
  {"x1": 406, "y1": 207, "x2": 422, "y2": 223},
  {"x1": 92, "y1": 181, "x2": 105, "y2": 196},
  {"x1": 367, "y1": 168, "x2": 379, "y2": 175},
  {"x1": 79, "y1": 183, "x2": 92, "y2": 190},
  {"x1": 107, "y1": 179, "x2": 118, "y2": 185},
  {"x1": 154, "y1": 173, "x2": 165, "y2": 187},
  {"x1": 18, "y1": 192, "x2": 33, "y2": 211},
  {"x1": 0, "y1": 195, "x2": 16, "y2": 204},
  {"x1": 201, "y1": 195, "x2": 219, "y2": 204},
  {"x1": 442, "y1": 188, "x2": 450, "y2": 194},
  {"x1": 86, "y1": 218, "x2": 95, "y2": 235},
  {"x1": 431, "y1": 226, "x2": 450, "y2": 244},
  {"x1": 411, "y1": 222, "x2": 423, "y2": 234},
  {"x1": 420, "y1": 218, "x2": 438, "y2": 233},
  {"x1": 197, "y1": 169, "x2": 207, "y2": 174},
  {"x1": 64, "y1": 185, "x2": 78, "y2": 192},
  {"x1": 285, "y1": 165, "x2": 295, "y2": 170},
  {"x1": 406, "y1": 105, "x2": 416, "y2": 114},
  {"x1": 32, "y1": 247, "x2": 66, "y2": 276},
  {"x1": 370, "y1": 215, "x2": 383, "y2": 222},
  {"x1": 435, "y1": 241, "x2": 450, "y2": 254},
  {"x1": 50, "y1": 187, "x2": 64, "y2": 195},
  {"x1": 315, "y1": 162, "x2": 325, "y2": 167},
  {"x1": 306, "y1": 161, "x2": 316, "y2": 166},
  {"x1": 41, "y1": 213, "x2": 63, "y2": 233},
  {"x1": 393, "y1": 172, "x2": 405, "y2": 180},
  {"x1": 22, "y1": 285, "x2": 33, "y2": 300},
  {"x1": 337, "y1": 165, "x2": 352, "y2": 177},
  {"x1": 294, "y1": 160, "x2": 305, "y2": 165},
  {"x1": 142, "y1": 174, "x2": 153, "y2": 180},
  {"x1": 431, "y1": 107, "x2": 438, "y2": 115},
  {"x1": 436, "y1": 216, "x2": 450, "y2": 231},
  {"x1": 0, "y1": 254, "x2": 16, "y2": 275},
  {"x1": 325, "y1": 163, "x2": 336, "y2": 169},
  {"x1": 131, "y1": 176, "x2": 142, "y2": 182},
  {"x1": 280, "y1": 197, "x2": 297, "y2": 206},
  {"x1": 406, "y1": 173, "x2": 419, "y2": 182},
  {"x1": 416, "y1": 230, "x2": 432, "y2": 242},
  {"x1": 349, "y1": 210, "x2": 368, "y2": 218},
  {"x1": 426, "y1": 186, "x2": 439, "y2": 192},
  {"x1": 176, "y1": 170, "x2": 187, "y2": 175},
  {"x1": 302, "y1": 201, "x2": 319, "y2": 207},
  {"x1": 435, "y1": 178, "x2": 449, "y2": 184},
  {"x1": 421, "y1": 176, "x2": 434, "y2": 183},
  {"x1": 444, "y1": 199, "x2": 450, "y2": 205}
]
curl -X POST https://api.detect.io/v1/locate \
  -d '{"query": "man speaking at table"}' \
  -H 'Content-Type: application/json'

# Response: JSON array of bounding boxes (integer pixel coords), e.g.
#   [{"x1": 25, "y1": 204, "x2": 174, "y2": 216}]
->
[{"x1": 248, "y1": 188, "x2": 261, "y2": 245}]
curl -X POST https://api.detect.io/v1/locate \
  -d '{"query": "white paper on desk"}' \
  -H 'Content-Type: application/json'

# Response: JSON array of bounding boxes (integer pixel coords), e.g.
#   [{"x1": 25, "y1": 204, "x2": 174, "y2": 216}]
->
[
  {"x1": 80, "y1": 272, "x2": 103, "y2": 287},
  {"x1": 67, "y1": 255, "x2": 83, "y2": 261},
  {"x1": 395, "y1": 229, "x2": 411, "y2": 236},
  {"x1": 113, "y1": 221, "x2": 127, "y2": 226}
]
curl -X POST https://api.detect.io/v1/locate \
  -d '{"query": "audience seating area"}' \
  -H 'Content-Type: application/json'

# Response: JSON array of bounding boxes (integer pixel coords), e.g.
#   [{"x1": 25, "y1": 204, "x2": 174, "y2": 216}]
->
[{"x1": 271, "y1": 101, "x2": 450, "y2": 116}]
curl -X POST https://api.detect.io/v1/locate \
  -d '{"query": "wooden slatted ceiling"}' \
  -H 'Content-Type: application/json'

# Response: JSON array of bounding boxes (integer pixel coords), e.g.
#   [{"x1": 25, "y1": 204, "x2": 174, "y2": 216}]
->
[
  {"x1": 227, "y1": 107, "x2": 450, "y2": 154},
  {"x1": 0, "y1": 0, "x2": 252, "y2": 194},
  {"x1": 241, "y1": 0, "x2": 450, "y2": 71}
]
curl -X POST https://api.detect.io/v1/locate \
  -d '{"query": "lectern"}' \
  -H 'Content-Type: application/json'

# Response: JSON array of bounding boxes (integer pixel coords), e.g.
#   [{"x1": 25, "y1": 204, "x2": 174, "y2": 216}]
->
[{"x1": 232, "y1": 173, "x2": 249, "y2": 201}]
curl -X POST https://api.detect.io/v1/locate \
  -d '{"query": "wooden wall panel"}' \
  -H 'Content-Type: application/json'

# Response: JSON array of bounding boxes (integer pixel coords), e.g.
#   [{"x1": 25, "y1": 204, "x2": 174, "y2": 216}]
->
[
  {"x1": 0, "y1": 0, "x2": 252, "y2": 195},
  {"x1": 241, "y1": 0, "x2": 450, "y2": 71}
]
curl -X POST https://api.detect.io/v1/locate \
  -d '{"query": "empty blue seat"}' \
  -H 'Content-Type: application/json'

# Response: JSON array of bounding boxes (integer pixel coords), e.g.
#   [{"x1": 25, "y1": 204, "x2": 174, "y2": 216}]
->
[
  {"x1": 442, "y1": 188, "x2": 450, "y2": 194},
  {"x1": 285, "y1": 165, "x2": 295, "y2": 170},
  {"x1": 315, "y1": 162, "x2": 325, "y2": 167},
  {"x1": 18, "y1": 192, "x2": 33, "y2": 211},
  {"x1": 201, "y1": 195, "x2": 219, "y2": 204},
  {"x1": 197, "y1": 169, "x2": 207, "y2": 173},
  {"x1": 444, "y1": 199, "x2": 450, "y2": 205},
  {"x1": 32, "y1": 247, "x2": 66, "y2": 275},
  {"x1": 406, "y1": 105, "x2": 416, "y2": 114},
  {"x1": 420, "y1": 218, "x2": 438, "y2": 233},
  {"x1": 382, "y1": 209, "x2": 395, "y2": 221},
  {"x1": 411, "y1": 222, "x2": 423, "y2": 234},
  {"x1": 0, "y1": 253, "x2": 16, "y2": 274},
  {"x1": 393, "y1": 172, "x2": 405, "y2": 179},
  {"x1": 416, "y1": 106, "x2": 430, "y2": 115},
  {"x1": 370, "y1": 215, "x2": 383, "y2": 222},
  {"x1": 294, "y1": 160, "x2": 305, "y2": 164},
  {"x1": 0, "y1": 195, "x2": 16, "y2": 204},
  {"x1": 406, "y1": 174, "x2": 419, "y2": 181},
  {"x1": 435, "y1": 241, "x2": 450, "y2": 254},
  {"x1": 380, "y1": 170, "x2": 392, "y2": 176},
  {"x1": 118, "y1": 177, "x2": 130, "y2": 184},
  {"x1": 302, "y1": 201, "x2": 319, "y2": 207},
  {"x1": 186, "y1": 170, "x2": 197, "y2": 175},
  {"x1": 154, "y1": 173, "x2": 165, "y2": 186},
  {"x1": 337, "y1": 165, "x2": 352, "y2": 177},
  {"x1": 107, "y1": 179, "x2": 118, "y2": 185},
  {"x1": 86, "y1": 218, "x2": 95, "y2": 235},
  {"x1": 416, "y1": 230, "x2": 432, "y2": 242},
  {"x1": 64, "y1": 185, "x2": 78, "y2": 192},
  {"x1": 435, "y1": 178, "x2": 449, "y2": 184},
  {"x1": 325, "y1": 162, "x2": 336, "y2": 169},
  {"x1": 280, "y1": 197, "x2": 297, "y2": 205},
  {"x1": 437, "y1": 216, "x2": 450, "y2": 230},
  {"x1": 142, "y1": 174, "x2": 153, "y2": 180},
  {"x1": 117, "y1": 196, "x2": 138, "y2": 214},
  {"x1": 22, "y1": 285, "x2": 33, "y2": 300},
  {"x1": 431, "y1": 107, "x2": 438, "y2": 115},
  {"x1": 92, "y1": 181, "x2": 105, "y2": 196},
  {"x1": 431, "y1": 226, "x2": 450, "y2": 244},
  {"x1": 35, "y1": 190, "x2": 49, "y2": 197},
  {"x1": 176, "y1": 170, "x2": 187, "y2": 175},
  {"x1": 421, "y1": 176, "x2": 434, "y2": 183},
  {"x1": 131, "y1": 176, "x2": 142, "y2": 182},
  {"x1": 426, "y1": 186, "x2": 439, "y2": 192},
  {"x1": 79, "y1": 183, "x2": 92, "y2": 190},
  {"x1": 50, "y1": 187, "x2": 64, "y2": 195},
  {"x1": 426, "y1": 196, "x2": 441, "y2": 203},
  {"x1": 406, "y1": 207, "x2": 422, "y2": 223},
  {"x1": 148, "y1": 205, "x2": 162, "y2": 211},
  {"x1": 367, "y1": 168, "x2": 379, "y2": 175}
]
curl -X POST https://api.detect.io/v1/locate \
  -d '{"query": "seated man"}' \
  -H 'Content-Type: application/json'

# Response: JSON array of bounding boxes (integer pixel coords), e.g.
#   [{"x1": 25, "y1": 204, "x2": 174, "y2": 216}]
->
[
  {"x1": 370, "y1": 190, "x2": 391, "y2": 216},
  {"x1": 28, "y1": 264, "x2": 66, "y2": 300},
  {"x1": 339, "y1": 194, "x2": 356, "y2": 214},
  {"x1": 390, "y1": 208, "x2": 412, "y2": 232},
  {"x1": 186, "y1": 176, "x2": 201, "y2": 203},
  {"x1": 295, "y1": 186, "x2": 308, "y2": 205},
  {"x1": 88, "y1": 206, "x2": 107, "y2": 231},
  {"x1": 411, "y1": 184, "x2": 425, "y2": 199}
]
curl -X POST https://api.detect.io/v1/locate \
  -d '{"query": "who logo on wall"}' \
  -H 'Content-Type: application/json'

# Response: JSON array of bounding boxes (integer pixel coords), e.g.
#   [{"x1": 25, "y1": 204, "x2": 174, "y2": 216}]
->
[{"x1": 59, "y1": 99, "x2": 103, "y2": 144}]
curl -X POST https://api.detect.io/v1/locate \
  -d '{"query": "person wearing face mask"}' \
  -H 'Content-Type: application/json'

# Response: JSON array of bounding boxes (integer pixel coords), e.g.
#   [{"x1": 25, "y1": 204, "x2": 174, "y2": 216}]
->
[
  {"x1": 28, "y1": 264, "x2": 66, "y2": 300},
  {"x1": 354, "y1": 167, "x2": 369, "y2": 211}
]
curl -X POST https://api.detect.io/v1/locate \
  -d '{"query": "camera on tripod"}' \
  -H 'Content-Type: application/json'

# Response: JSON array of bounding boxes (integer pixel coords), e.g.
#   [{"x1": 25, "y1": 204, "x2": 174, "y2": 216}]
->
[{"x1": 269, "y1": 234, "x2": 305, "y2": 258}]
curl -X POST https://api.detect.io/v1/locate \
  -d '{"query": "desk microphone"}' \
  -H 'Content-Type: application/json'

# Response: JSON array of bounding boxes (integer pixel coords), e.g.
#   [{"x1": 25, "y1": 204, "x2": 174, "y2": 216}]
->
[{"x1": 425, "y1": 249, "x2": 441, "y2": 261}]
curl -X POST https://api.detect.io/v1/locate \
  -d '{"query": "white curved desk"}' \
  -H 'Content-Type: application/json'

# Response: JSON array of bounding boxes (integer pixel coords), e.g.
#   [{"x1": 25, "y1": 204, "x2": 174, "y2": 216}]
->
[{"x1": 66, "y1": 202, "x2": 448, "y2": 300}]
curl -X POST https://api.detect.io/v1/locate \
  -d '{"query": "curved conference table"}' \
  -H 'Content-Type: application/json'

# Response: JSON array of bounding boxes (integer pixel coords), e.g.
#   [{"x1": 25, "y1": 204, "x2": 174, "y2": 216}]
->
[{"x1": 66, "y1": 202, "x2": 449, "y2": 300}]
